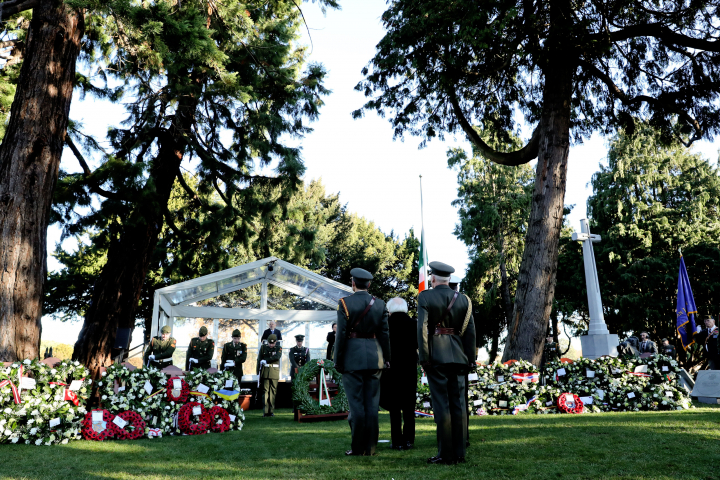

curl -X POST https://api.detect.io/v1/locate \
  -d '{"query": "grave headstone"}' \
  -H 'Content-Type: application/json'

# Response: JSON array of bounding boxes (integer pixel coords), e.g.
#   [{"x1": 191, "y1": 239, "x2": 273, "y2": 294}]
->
[{"x1": 690, "y1": 370, "x2": 720, "y2": 403}]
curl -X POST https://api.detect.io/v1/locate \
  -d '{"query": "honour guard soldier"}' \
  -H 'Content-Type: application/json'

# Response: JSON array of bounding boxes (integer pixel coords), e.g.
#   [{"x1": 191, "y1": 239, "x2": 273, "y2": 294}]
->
[
  {"x1": 289, "y1": 334, "x2": 311, "y2": 381},
  {"x1": 334, "y1": 267, "x2": 390, "y2": 457},
  {"x1": 696, "y1": 316, "x2": 719, "y2": 369},
  {"x1": 221, "y1": 329, "x2": 248, "y2": 380},
  {"x1": 257, "y1": 333, "x2": 282, "y2": 416},
  {"x1": 660, "y1": 338, "x2": 676, "y2": 359},
  {"x1": 186, "y1": 326, "x2": 215, "y2": 371},
  {"x1": 418, "y1": 261, "x2": 476, "y2": 465},
  {"x1": 144, "y1": 325, "x2": 177, "y2": 369}
]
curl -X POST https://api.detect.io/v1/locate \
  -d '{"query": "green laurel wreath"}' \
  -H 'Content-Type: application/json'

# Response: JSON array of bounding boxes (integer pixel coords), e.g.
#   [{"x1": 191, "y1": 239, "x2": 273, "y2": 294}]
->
[{"x1": 291, "y1": 359, "x2": 348, "y2": 415}]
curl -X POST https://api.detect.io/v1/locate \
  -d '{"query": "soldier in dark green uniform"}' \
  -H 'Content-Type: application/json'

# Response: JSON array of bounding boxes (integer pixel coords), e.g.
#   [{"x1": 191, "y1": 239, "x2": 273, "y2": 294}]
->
[
  {"x1": 257, "y1": 333, "x2": 282, "y2": 417},
  {"x1": 540, "y1": 334, "x2": 560, "y2": 385},
  {"x1": 186, "y1": 326, "x2": 215, "y2": 371},
  {"x1": 334, "y1": 267, "x2": 390, "y2": 457},
  {"x1": 418, "y1": 261, "x2": 476, "y2": 465},
  {"x1": 221, "y1": 329, "x2": 248, "y2": 380},
  {"x1": 288, "y1": 334, "x2": 311, "y2": 381},
  {"x1": 143, "y1": 325, "x2": 177, "y2": 369}
]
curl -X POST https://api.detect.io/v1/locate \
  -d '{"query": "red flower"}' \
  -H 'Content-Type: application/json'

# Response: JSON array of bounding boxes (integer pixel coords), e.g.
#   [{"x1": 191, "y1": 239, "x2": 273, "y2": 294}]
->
[
  {"x1": 166, "y1": 377, "x2": 190, "y2": 403},
  {"x1": 113, "y1": 410, "x2": 147, "y2": 440},
  {"x1": 557, "y1": 393, "x2": 584, "y2": 414},
  {"x1": 81, "y1": 410, "x2": 120, "y2": 441},
  {"x1": 178, "y1": 402, "x2": 211, "y2": 435},
  {"x1": 207, "y1": 406, "x2": 231, "y2": 433}
]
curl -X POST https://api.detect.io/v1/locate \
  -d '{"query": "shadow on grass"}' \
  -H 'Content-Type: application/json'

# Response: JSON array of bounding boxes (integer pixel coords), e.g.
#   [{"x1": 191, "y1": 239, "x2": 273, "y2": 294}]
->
[{"x1": 2, "y1": 408, "x2": 719, "y2": 480}]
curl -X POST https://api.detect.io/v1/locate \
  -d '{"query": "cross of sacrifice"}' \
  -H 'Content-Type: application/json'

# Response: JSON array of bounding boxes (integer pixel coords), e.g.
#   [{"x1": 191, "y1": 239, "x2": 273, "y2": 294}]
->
[{"x1": 571, "y1": 219, "x2": 610, "y2": 336}]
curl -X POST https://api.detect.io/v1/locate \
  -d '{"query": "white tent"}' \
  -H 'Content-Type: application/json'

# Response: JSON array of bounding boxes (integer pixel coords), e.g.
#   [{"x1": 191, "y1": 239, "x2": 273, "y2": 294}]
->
[{"x1": 150, "y1": 256, "x2": 351, "y2": 376}]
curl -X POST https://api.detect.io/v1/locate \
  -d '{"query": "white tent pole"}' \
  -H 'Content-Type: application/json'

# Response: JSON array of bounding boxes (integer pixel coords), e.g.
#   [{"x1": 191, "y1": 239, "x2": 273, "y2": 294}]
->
[{"x1": 259, "y1": 280, "x2": 268, "y2": 352}]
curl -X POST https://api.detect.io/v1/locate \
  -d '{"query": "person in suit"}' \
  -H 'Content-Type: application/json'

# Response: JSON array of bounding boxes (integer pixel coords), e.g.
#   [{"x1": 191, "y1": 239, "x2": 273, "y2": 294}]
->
[
  {"x1": 261, "y1": 320, "x2": 283, "y2": 342},
  {"x1": 696, "y1": 316, "x2": 719, "y2": 369},
  {"x1": 334, "y1": 267, "x2": 390, "y2": 457},
  {"x1": 326, "y1": 323, "x2": 337, "y2": 360},
  {"x1": 418, "y1": 261, "x2": 476, "y2": 465},
  {"x1": 638, "y1": 332, "x2": 658, "y2": 355},
  {"x1": 660, "y1": 338, "x2": 676, "y2": 359},
  {"x1": 379, "y1": 297, "x2": 417, "y2": 451},
  {"x1": 288, "y1": 334, "x2": 311, "y2": 381}
]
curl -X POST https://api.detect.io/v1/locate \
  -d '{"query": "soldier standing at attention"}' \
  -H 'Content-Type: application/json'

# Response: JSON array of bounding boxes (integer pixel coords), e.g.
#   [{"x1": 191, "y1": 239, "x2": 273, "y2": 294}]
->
[
  {"x1": 334, "y1": 268, "x2": 390, "y2": 457},
  {"x1": 221, "y1": 329, "x2": 248, "y2": 381},
  {"x1": 257, "y1": 334, "x2": 282, "y2": 417},
  {"x1": 540, "y1": 334, "x2": 560, "y2": 385},
  {"x1": 418, "y1": 261, "x2": 476, "y2": 465},
  {"x1": 186, "y1": 326, "x2": 215, "y2": 371},
  {"x1": 289, "y1": 334, "x2": 311, "y2": 381},
  {"x1": 144, "y1": 325, "x2": 177, "y2": 369}
]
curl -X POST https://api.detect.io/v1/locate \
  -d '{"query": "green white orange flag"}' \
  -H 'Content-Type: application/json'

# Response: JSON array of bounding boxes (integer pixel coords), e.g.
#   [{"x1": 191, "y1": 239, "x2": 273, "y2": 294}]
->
[{"x1": 419, "y1": 227, "x2": 428, "y2": 292}]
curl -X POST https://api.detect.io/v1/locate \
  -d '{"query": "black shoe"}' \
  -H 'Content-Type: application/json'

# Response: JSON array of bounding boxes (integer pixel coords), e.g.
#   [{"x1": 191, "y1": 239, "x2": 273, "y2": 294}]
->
[
  {"x1": 466, "y1": 440, "x2": 471, "y2": 447},
  {"x1": 262, "y1": 413, "x2": 270, "y2": 417},
  {"x1": 404, "y1": 442, "x2": 414, "y2": 450},
  {"x1": 457, "y1": 457, "x2": 466, "y2": 464},
  {"x1": 427, "y1": 456, "x2": 456, "y2": 465},
  {"x1": 390, "y1": 444, "x2": 403, "y2": 451},
  {"x1": 345, "y1": 450, "x2": 363, "y2": 456},
  {"x1": 270, "y1": 413, "x2": 275, "y2": 417}
]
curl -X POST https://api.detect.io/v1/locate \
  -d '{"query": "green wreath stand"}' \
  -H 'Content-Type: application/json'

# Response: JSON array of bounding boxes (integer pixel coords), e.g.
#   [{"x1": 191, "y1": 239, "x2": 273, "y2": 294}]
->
[{"x1": 291, "y1": 359, "x2": 349, "y2": 415}]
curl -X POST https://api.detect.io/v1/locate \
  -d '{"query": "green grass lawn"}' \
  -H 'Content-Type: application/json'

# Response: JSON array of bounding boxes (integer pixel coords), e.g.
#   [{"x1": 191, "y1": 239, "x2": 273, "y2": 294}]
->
[{"x1": 2, "y1": 404, "x2": 719, "y2": 480}]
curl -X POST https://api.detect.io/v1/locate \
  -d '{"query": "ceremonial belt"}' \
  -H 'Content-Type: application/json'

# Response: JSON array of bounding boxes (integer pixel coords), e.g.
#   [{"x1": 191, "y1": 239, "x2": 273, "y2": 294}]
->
[
  {"x1": 349, "y1": 332, "x2": 376, "y2": 339},
  {"x1": 434, "y1": 327, "x2": 455, "y2": 335},
  {"x1": 157, "y1": 358, "x2": 172, "y2": 363},
  {"x1": 269, "y1": 364, "x2": 279, "y2": 368}
]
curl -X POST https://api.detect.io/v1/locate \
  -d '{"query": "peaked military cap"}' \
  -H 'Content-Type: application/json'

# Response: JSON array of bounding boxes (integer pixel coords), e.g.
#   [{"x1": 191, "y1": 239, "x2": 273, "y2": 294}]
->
[
  {"x1": 295, "y1": 334, "x2": 305, "y2": 341},
  {"x1": 232, "y1": 329, "x2": 241, "y2": 337},
  {"x1": 350, "y1": 267, "x2": 373, "y2": 281},
  {"x1": 449, "y1": 274, "x2": 461, "y2": 284},
  {"x1": 429, "y1": 261, "x2": 455, "y2": 277},
  {"x1": 161, "y1": 325, "x2": 171, "y2": 334},
  {"x1": 199, "y1": 326, "x2": 208, "y2": 336},
  {"x1": 268, "y1": 334, "x2": 278, "y2": 342}
]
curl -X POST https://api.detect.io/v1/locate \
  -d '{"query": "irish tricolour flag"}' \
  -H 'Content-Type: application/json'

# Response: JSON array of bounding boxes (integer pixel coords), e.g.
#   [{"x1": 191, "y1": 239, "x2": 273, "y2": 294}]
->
[{"x1": 419, "y1": 227, "x2": 429, "y2": 292}]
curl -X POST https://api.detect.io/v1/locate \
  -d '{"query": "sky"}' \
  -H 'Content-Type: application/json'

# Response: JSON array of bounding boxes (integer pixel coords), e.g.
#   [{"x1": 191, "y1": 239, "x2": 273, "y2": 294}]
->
[{"x1": 41, "y1": 0, "x2": 720, "y2": 346}]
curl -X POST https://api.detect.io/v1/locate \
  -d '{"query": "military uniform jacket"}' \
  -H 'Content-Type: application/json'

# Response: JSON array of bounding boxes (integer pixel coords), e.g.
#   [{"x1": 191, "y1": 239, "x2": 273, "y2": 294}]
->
[
  {"x1": 417, "y1": 285, "x2": 476, "y2": 365},
  {"x1": 186, "y1": 337, "x2": 215, "y2": 370},
  {"x1": 638, "y1": 340, "x2": 658, "y2": 354},
  {"x1": 697, "y1": 327, "x2": 720, "y2": 359},
  {"x1": 334, "y1": 291, "x2": 390, "y2": 373},
  {"x1": 542, "y1": 342, "x2": 560, "y2": 364},
  {"x1": 257, "y1": 345, "x2": 282, "y2": 380},
  {"x1": 661, "y1": 344, "x2": 677, "y2": 357},
  {"x1": 289, "y1": 346, "x2": 311, "y2": 374},
  {"x1": 143, "y1": 336, "x2": 176, "y2": 367},
  {"x1": 221, "y1": 341, "x2": 247, "y2": 378}
]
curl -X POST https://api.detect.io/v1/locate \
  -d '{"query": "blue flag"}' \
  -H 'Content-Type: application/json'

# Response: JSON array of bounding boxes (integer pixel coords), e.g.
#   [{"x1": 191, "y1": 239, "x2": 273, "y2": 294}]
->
[{"x1": 676, "y1": 257, "x2": 697, "y2": 350}]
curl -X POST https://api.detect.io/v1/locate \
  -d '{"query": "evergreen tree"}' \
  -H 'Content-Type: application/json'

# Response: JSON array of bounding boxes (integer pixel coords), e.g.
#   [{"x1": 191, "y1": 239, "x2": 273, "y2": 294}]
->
[{"x1": 354, "y1": 0, "x2": 720, "y2": 363}]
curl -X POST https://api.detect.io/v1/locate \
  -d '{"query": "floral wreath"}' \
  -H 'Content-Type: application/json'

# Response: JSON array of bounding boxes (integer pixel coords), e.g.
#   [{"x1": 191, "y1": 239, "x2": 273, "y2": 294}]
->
[
  {"x1": 166, "y1": 376, "x2": 190, "y2": 403},
  {"x1": 81, "y1": 410, "x2": 119, "y2": 441},
  {"x1": 207, "y1": 406, "x2": 231, "y2": 433},
  {"x1": 291, "y1": 359, "x2": 348, "y2": 416},
  {"x1": 557, "y1": 393, "x2": 584, "y2": 414},
  {"x1": 113, "y1": 410, "x2": 146, "y2": 440},
  {"x1": 178, "y1": 402, "x2": 211, "y2": 435}
]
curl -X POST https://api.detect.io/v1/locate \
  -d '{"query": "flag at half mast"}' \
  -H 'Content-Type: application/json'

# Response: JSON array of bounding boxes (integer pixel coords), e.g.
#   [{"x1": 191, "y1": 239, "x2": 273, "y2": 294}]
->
[
  {"x1": 676, "y1": 256, "x2": 698, "y2": 350},
  {"x1": 419, "y1": 176, "x2": 429, "y2": 292}
]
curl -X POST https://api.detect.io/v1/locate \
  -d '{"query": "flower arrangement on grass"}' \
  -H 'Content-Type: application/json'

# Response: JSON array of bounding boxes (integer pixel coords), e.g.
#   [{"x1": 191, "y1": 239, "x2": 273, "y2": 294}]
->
[
  {"x1": 177, "y1": 402, "x2": 211, "y2": 435},
  {"x1": 81, "y1": 409, "x2": 119, "y2": 441},
  {"x1": 207, "y1": 406, "x2": 231, "y2": 433},
  {"x1": 113, "y1": 410, "x2": 146, "y2": 440},
  {"x1": 291, "y1": 359, "x2": 349, "y2": 415}
]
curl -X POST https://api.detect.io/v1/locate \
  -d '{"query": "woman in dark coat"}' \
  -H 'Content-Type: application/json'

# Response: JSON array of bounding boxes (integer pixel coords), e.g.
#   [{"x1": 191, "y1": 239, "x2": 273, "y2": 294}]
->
[
  {"x1": 379, "y1": 297, "x2": 418, "y2": 450},
  {"x1": 326, "y1": 323, "x2": 337, "y2": 360}
]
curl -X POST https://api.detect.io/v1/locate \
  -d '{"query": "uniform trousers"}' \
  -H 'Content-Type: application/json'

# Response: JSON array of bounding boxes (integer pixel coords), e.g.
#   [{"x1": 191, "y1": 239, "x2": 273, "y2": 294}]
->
[
  {"x1": 260, "y1": 377, "x2": 278, "y2": 414},
  {"x1": 389, "y1": 406, "x2": 415, "y2": 447},
  {"x1": 427, "y1": 364, "x2": 467, "y2": 460},
  {"x1": 342, "y1": 369, "x2": 381, "y2": 455}
]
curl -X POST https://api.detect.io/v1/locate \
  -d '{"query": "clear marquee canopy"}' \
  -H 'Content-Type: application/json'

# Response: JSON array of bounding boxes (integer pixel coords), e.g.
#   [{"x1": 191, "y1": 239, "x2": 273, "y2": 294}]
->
[{"x1": 150, "y1": 257, "x2": 352, "y2": 378}]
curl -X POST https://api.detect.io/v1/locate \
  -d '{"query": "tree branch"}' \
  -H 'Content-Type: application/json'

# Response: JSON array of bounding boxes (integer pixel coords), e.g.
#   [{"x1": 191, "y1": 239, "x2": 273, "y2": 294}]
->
[
  {"x1": 65, "y1": 135, "x2": 128, "y2": 200},
  {"x1": 600, "y1": 23, "x2": 720, "y2": 53},
  {"x1": 0, "y1": 0, "x2": 39, "y2": 17},
  {"x1": 448, "y1": 89, "x2": 539, "y2": 166},
  {"x1": 175, "y1": 168, "x2": 205, "y2": 209}
]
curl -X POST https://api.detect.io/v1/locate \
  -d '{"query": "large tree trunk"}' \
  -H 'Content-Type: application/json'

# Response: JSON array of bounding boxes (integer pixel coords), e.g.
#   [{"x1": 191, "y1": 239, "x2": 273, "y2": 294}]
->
[
  {"x1": 501, "y1": 0, "x2": 572, "y2": 364},
  {"x1": 72, "y1": 96, "x2": 198, "y2": 375},
  {"x1": 0, "y1": 0, "x2": 84, "y2": 362},
  {"x1": 497, "y1": 232, "x2": 513, "y2": 326}
]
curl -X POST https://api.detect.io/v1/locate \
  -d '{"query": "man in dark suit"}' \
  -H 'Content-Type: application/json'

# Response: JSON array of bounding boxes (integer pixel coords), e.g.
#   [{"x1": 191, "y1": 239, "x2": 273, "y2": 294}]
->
[
  {"x1": 638, "y1": 332, "x2": 658, "y2": 355},
  {"x1": 379, "y1": 297, "x2": 417, "y2": 451},
  {"x1": 418, "y1": 261, "x2": 476, "y2": 465},
  {"x1": 696, "y1": 316, "x2": 719, "y2": 369},
  {"x1": 334, "y1": 267, "x2": 390, "y2": 457},
  {"x1": 261, "y1": 320, "x2": 282, "y2": 342}
]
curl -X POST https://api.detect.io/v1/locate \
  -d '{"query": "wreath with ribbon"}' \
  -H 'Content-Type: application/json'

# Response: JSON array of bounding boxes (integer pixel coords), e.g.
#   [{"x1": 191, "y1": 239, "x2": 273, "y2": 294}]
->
[
  {"x1": 178, "y1": 402, "x2": 211, "y2": 435},
  {"x1": 113, "y1": 410, "x2": 146, "y2": 440},
  {"x1": 291, "y1": 359, "x2": 349, "y2": 415},
  {"x1": 207, "y1": 406, "x2": 231, "y2": 433},
  {"x1": 557, "y1": 393, "x2": 584, "y2": 414},
  {"x1": 81, "y1": 409, "x2": 119, "y2": 441},
  {"x1": 166, "y1": 376, "x2": 190, "y2": 403}
]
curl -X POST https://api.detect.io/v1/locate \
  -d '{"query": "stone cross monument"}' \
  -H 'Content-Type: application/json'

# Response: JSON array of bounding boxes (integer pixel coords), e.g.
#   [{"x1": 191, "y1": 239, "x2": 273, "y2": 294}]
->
[{"x1": 571, "y1": 219, "x2": 619, "y2": 358}]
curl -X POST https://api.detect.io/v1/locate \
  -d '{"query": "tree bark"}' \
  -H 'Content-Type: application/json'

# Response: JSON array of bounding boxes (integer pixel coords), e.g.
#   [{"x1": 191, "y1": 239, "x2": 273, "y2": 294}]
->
[
  {"x1": 0, "y1": 0, "x2": 84, "y2": 362},
  {"x1": 489, "y1": 325, "x2": 500, "y2": 363},
  {"x1": 501, "y1": 0, "x2": 572, "y2": 364},
  {"x1": 497, "y1": 232, "x2": 513, "y2": 326},
  {"x1": 72, "y1": 93, "x2": 198, "y2": 376}
]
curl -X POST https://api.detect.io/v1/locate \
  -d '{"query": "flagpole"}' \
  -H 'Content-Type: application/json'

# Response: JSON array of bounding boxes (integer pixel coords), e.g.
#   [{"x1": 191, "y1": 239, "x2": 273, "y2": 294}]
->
[{"x1": 420, "y1": 175, "x2": 426, "y2": 291}]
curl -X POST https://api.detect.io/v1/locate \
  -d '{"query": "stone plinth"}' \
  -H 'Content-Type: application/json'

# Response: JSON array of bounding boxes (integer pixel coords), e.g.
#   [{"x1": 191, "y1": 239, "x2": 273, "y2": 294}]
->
[
  {"x1": 580, "y1": 334, "x2": 619, "y2": 359},
  {"x1": 691, "y1": 370, "x2": 720, "y2": 403}
]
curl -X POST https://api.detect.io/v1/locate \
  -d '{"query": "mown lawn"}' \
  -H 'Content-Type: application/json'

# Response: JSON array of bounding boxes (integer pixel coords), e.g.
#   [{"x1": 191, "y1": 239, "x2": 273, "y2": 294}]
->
[{"x1": 2, "y1": 404, "x2": 719, "y2": 480}]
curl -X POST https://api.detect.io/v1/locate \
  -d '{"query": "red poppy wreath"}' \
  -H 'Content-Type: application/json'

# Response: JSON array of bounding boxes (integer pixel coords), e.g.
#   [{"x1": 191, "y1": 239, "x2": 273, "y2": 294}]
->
[
  {"x1": 557, "y1": 393, "x2": 584, "y2": 414},
  {"x1": 207, "y1": 406, "x2": 231, "y2": 433},
  {"x1": 166, "y1": 376, "x2": 190, "y2": 403},
  {"x1": 178, "y1": 402, "x2": 211, "y2": 435},
  {"x1": 81, "y1": 409, "x2": 120, "y2": 441},
  {"x1": 113, "y1": 410, "x2": 147, "y2": 440}
]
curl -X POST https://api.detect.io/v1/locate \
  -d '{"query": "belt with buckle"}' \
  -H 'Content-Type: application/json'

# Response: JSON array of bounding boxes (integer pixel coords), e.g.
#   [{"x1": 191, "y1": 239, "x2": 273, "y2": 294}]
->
[
  {"x1": 158, "y1": 358, "x2": 172, "y2": 363},
  {"x1": 349, "y1": 332, "x2": 376, "y2": 339},
  {"x1": 434, "y1": 327, "x2": 455, "y2": 335}
]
